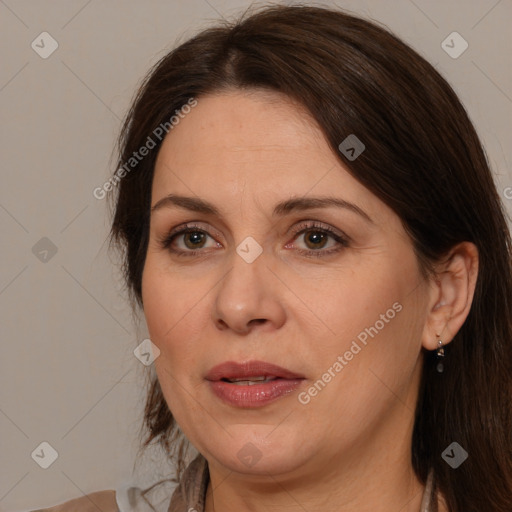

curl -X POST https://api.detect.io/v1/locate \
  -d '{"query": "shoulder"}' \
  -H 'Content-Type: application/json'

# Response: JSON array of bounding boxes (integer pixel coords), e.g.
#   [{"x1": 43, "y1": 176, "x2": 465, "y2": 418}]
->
[{"x1": 31, "y1": 489, "x2": 118, "y2": 512}]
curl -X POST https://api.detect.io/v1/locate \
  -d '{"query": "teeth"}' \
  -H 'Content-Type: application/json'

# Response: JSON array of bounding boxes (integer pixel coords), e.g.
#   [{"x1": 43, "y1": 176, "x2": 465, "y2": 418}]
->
[
  {"x1": 233, "y1": 376, "x2": 266, "y2": 381},
  {"x1": 228, "y1": 376, "x2": 277, "y2": 385}
]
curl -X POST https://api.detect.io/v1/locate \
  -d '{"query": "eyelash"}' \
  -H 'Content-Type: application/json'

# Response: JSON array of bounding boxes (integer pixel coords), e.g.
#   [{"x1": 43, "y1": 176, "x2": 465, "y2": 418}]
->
[{"x1": 157, "y1": 221, "x2": 350, "y2": 258}]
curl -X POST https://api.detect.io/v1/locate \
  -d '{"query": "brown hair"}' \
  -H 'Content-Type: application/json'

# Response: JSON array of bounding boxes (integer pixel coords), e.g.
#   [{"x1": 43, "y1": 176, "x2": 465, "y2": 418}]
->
[{"x1": 109, "y1": 4, "x2": 512, "y2": 510}]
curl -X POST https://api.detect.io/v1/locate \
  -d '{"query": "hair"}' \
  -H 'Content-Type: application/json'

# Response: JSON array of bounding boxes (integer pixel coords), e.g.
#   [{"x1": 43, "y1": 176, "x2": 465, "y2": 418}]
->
[{"x1": 108, "y1": 4, "x2": 512, "y2": 510}]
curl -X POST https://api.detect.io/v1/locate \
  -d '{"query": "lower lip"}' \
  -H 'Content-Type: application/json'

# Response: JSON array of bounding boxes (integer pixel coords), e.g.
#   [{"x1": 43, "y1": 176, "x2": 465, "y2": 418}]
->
[{"x1": 208, "y1": 379, "x2": 304, "y2": 407}]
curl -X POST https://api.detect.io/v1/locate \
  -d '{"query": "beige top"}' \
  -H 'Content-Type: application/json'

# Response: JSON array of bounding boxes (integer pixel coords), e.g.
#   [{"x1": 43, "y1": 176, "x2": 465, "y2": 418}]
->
[{"x1": 33, "y1": 455, "x2": 435, "y2": 511}]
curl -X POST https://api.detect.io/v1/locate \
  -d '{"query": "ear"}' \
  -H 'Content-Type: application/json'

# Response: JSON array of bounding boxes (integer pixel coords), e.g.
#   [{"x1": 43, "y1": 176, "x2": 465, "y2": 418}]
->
[{"x1": 421, "y1": 242, "x2": 479, "y2": 350}]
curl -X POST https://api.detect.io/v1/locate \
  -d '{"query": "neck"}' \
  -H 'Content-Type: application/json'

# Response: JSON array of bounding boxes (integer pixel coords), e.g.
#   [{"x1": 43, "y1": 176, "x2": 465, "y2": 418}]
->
[{"x1": 205, "y1": 460, "x2": 425, "y2": 512}]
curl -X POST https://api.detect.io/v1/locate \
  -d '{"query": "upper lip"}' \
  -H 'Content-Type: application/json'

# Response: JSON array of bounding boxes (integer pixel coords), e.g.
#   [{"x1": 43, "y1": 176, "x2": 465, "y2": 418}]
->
[{"x1": 205, "y1": 360, "x2": 305, "y2": 381}]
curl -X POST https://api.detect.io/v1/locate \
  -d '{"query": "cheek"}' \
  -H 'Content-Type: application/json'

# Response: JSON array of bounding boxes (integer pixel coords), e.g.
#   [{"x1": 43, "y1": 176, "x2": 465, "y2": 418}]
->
[
  {"x1": 295, "y1": 263, "x2": 404, "y2": 361},
  {"x1": 302, "y1": 258, "x2": 427, "y2": 425},
  {"x1": 142, "y1": 259, "x2": 207, "y2": 417},
  {"x1": 141, "y1": 253, "x2": 217, "y2": 379},
  {"x1": 325, "y1": 245, "x2": 424, "y2": 347},
  {"x1": 142, "y1": 256, "x2": 194, "y2": 352},
  {"x1": 305, "y1": 246, "x2": 421, "y2": 354}
]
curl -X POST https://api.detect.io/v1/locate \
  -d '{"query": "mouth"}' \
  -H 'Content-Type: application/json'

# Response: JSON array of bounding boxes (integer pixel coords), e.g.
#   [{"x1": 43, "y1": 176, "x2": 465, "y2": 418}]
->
[
  {"x1": 221, "y1": 376, "x2": 279, "y2": 385},
  {"x1": 205, "y1": 360, "x2": 305, "y2": 408}
]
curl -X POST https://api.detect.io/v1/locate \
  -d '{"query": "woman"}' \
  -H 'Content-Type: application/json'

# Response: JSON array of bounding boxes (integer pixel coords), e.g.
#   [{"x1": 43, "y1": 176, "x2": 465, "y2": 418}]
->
[{"x1": 38, "y1": 4, "x2": 512, "y2": 511}]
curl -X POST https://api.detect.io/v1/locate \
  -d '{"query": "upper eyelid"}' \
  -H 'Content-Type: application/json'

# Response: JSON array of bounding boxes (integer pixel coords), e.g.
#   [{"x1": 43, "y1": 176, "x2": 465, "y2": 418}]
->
[
  {"x1": 167, "y1": 220, "x2": 342, "y2": 236},
  {"x1": 292, "y1": 221, "x2": 350, "y2": 241},
  {"x1": 168, "y1": 222, "x2": 217, "y2": 237}
]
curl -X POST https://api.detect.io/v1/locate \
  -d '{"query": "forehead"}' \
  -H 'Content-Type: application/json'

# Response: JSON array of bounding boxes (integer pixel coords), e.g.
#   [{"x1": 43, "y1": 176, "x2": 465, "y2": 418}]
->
[
  {"x1": 151, "y1": 90, "x2": 375, "y2": 219},
  {"x1": 155, "y1": 90, "x2": 324, "y2": 168}
]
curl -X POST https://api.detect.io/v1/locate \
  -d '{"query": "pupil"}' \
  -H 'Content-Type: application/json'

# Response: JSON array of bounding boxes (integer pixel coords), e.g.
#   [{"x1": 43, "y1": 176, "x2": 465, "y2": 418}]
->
[
  {"x1": 185, "y1": 231, "x2": 205, "y2": 248},
  {"x1": 306, "y1": 231, "x2": 326, "y2": 249}
]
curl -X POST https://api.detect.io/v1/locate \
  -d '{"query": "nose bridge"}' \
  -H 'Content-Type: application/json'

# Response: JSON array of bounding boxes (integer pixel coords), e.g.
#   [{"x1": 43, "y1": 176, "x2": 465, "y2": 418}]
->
[
  {"x1": 217, "y1": 246, "x2": 266, "y2": 315},
  {"x1": 212, "y1": 244, "x2": 285, "y2": 334}
]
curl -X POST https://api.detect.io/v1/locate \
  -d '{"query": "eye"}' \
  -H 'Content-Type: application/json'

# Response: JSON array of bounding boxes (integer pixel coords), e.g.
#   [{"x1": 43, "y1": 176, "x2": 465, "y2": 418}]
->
[
  {"x1": 158, "y1": 221, "x2": 349, "y2": 258},
  {"x1": 287, "y1": 221, "x2": 349, "y2": 257},
  {"x1": 158, "y1": 223, "x2": 221, "y2": 256}
]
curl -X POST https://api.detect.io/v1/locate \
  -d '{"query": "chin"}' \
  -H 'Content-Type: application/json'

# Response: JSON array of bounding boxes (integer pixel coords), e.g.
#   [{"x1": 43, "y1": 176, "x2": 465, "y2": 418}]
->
[{"x1": 202, "y1": 426, "x2": 315, "y2": 477}]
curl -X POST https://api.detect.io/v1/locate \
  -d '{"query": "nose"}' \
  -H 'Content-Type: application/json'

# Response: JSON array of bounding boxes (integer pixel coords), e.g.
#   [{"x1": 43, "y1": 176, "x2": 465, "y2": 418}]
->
[{"x1": 212, "y1": 250, "x2": 286, "y2": 335}]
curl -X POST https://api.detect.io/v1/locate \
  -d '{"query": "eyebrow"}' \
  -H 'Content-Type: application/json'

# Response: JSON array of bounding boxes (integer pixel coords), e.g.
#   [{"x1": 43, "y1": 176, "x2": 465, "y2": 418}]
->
[{"x1": 151, "y1": 194, "x2": 373, "y2": 223}]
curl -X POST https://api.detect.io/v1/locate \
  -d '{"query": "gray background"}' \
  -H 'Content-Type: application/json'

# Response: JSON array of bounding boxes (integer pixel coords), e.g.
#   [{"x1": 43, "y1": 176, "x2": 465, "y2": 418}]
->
[{"x1": 1, "y1": 0, "x2": 510, "y2": 510}]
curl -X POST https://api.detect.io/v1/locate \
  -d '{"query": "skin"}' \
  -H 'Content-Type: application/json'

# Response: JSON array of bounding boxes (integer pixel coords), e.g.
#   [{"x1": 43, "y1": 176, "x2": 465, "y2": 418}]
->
[{"x1": 141, "y1": 90, "x2": 478, "y2": 512}]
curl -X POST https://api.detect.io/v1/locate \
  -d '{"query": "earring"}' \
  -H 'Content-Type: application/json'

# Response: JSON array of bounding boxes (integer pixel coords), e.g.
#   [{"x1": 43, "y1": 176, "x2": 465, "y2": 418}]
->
[{"x1": 435, "y1": 336, "x2": 445, "y2": 373}]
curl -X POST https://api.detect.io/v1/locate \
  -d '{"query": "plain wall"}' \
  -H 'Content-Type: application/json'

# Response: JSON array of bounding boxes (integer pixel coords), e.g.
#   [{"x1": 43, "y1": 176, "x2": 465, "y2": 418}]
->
[{"x1": 1, "y1": 0, "x2": 510, "y2": 510}]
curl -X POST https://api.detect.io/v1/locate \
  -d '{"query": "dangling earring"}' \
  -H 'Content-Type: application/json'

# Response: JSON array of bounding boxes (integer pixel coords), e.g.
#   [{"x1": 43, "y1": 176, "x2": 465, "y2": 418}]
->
[{"x1": 435, "y1": 335, "x2": 445, "y2": 373}]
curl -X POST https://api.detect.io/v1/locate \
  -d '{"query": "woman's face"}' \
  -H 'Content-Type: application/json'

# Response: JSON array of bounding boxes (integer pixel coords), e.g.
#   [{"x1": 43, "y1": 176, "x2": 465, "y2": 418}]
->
[{"x1": 142, "y1": 90, "x2": 432, "y2": 479}]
